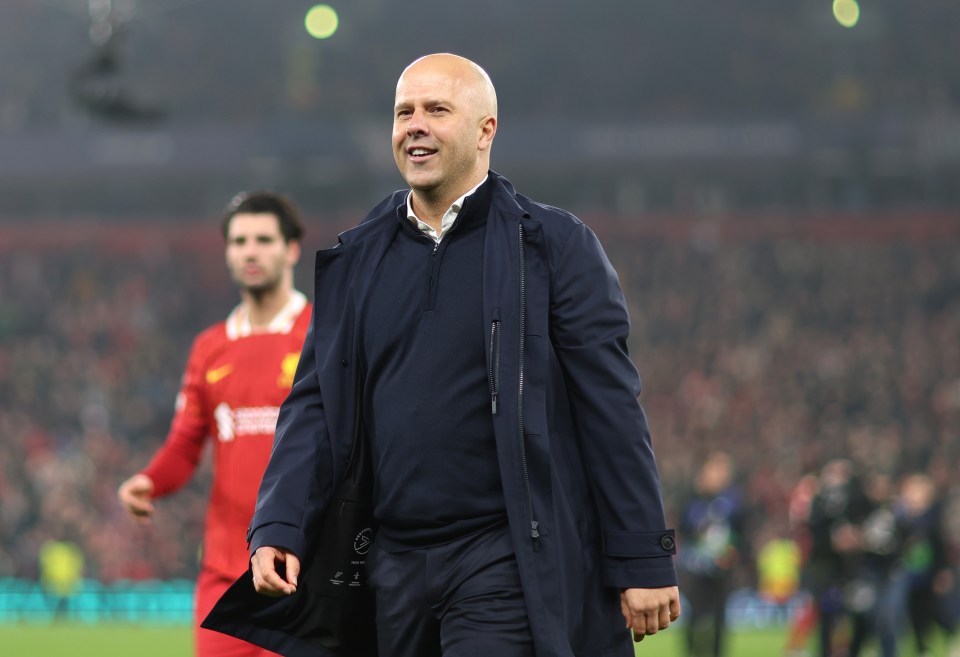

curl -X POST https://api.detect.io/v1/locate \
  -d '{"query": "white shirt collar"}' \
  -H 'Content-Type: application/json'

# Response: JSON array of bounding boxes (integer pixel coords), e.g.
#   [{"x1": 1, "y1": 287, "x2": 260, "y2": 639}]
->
[
  {"x1": 225, "y1": 290, "x2": 307, "y2": 340},
  {"x1": 405, "y1": 175, "x2": 488, "y2": 244}
]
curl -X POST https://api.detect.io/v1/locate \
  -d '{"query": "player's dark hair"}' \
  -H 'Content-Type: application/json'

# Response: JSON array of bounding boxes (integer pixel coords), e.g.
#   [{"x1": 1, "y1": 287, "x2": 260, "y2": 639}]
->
[{"x1": 221, "y1": 191, "x2": 305, "y2": 243}]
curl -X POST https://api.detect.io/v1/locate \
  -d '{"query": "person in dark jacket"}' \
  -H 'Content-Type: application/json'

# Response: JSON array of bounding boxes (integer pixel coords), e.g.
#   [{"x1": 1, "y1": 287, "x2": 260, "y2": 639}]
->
[
  {"x1": 898, "y1": 473, "x2": 958, "y2": 657},
  {"x1": 246, "y1": 53, "x2": 680, "y2": 657},
  {"x1": 677, "y1": 451, "x2": 745, "y2": 657},
  {"x1": 847, "y1": 472, "x2": 908, "y2": 657},
  {"x1": 804, "y1": 459, "x2": 873, "y2": 657}
]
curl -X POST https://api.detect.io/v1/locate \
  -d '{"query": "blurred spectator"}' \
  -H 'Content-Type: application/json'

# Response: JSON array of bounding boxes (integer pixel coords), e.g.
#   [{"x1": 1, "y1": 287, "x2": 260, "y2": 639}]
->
[
  {"x1": 783, "y1": 472, "x2": 821, "y2": 657},
  {"x1": 755, "y1": 529, "x2": 803, "y2": 617},
  {"x1": 804, "y1": 459, "x2": 871, "y2": 657},
  {"x1": 677, "y1": 450, "x2": 746, "y2": 657},
  {"x1": 38, "y1": 539, "x2": 84, "y2": 618},
  {"x1": 847, "y1": 472, "x2": 907, "y2": 657},
  {"x1": 898, "y1": 473, "x2": 960, "y2": 657}
]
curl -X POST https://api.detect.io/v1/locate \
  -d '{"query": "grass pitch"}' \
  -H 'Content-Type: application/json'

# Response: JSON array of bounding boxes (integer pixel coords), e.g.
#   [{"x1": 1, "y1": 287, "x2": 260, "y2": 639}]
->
[
  {"x1": 0, "y1": 623, "x2": 192, "y2": 657},
  {"x1": 2, "y1": 623, "x2": 948, "y2": 657},
  {"x1": 636, "y1": 626, "x2": 788, "y2": 655},
  {"x1": 0, "y1": 623, "x2": 785, "y2": 657},
  {"x1": 0, "y1": 623, "x2": 948, "y2": 657}
]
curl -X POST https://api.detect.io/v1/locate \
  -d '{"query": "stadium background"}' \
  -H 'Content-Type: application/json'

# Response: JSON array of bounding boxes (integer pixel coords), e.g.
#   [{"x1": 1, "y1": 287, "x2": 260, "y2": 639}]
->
[{"x1": 1, "y1": 0, "x2": 959, "y2": 655}]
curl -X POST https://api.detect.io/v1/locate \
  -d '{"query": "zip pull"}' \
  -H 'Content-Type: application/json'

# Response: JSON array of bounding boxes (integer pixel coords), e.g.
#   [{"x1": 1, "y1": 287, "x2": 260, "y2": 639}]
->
[
  {"x1": 491, "y1": 394, "x2": 497, "y2": 415},
  {"x1": 530, "y1": 521, "x2": 541, "y2": 552}
]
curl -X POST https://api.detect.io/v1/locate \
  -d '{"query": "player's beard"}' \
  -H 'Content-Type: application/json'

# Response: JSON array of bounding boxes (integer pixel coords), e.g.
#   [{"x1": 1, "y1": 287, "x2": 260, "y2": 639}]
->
[
  {"x1": 241, "y1": 273, "x2": 282, "y2": 299},
  {"x1": 233, "y1": 262, "x2": 284, "y2": 300}
]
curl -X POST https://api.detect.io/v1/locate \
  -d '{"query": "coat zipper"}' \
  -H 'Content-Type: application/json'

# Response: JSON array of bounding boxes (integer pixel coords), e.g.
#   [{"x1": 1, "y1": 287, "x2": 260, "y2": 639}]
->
[
  {"x1": 489, "y1": 320, "x2": 500, "y2": 414},
  {"x1": 517, "y1": 224, "x2": 540, "y2": 552}
]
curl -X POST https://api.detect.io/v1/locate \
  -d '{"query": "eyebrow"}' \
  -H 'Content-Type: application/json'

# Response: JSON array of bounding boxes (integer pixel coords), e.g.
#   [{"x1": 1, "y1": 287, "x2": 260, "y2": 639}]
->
[
  {"x1": 395, "y1": 97, "x2": 451, "y2": 110},
  {"x1": 229, "y1": 233, "x2": 280, "y2": 241}
]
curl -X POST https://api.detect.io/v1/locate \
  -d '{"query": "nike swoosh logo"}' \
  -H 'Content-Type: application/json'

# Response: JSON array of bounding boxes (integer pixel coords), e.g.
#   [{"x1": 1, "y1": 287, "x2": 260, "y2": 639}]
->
[{"x1": 205, "y1": 364, "x2": 235, "y2": 384}]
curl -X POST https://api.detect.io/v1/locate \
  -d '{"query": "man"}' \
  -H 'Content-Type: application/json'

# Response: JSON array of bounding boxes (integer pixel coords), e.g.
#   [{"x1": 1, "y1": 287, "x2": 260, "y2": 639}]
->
[
  {"x1": 804, "y1": 459, "x2": 872, "y2": 657},
  {"x1": 118, "y1": 191, "x2": 311, "y2": 657},
  {"x1": 847, "y1": 472, "x2": 907, "y2": 657},
  {"x1": 677, "y1": 451, "x2": 745, "y2": 657},
  {"x1": 248, "y1": 54, "x2": 680, "y2": 657},
  {"x1": 898, "y1": 473, "x2": 958, "y2": 657}
]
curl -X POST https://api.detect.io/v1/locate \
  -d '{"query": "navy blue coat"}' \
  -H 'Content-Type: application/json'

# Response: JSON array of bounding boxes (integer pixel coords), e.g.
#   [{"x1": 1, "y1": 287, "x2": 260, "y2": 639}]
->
[{"x1": 247, "y1": 172, "x2": 677, "y2": 657}]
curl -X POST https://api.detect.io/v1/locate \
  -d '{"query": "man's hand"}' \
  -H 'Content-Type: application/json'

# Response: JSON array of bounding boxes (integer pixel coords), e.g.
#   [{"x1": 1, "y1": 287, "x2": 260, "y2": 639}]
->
[
  {"x1": 117, "y1": 474, "x2": 155, "y2": 525},
  {"x1": 250, "y1": 546, "x2": 300, "y2": 597},
  {"x1": 620, "y1": 586, "x2": 681, "y2": 642}
]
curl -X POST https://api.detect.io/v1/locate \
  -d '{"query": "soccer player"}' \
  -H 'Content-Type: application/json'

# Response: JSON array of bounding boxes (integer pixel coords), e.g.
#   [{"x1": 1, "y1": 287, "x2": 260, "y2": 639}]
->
[{"x1": 117, "y1": 191, "x2": 310, "y2": 657}]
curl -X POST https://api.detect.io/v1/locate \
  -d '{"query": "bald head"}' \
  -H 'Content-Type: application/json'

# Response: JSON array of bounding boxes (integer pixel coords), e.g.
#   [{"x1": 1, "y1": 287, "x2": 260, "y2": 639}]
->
[{"x1": 399, "y1": 53, "x2": 498, "y2": 120}]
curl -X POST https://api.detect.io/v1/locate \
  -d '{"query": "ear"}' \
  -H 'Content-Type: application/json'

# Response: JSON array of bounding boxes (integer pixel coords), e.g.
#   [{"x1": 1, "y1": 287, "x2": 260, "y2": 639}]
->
[
  {"x1": 287, "y1": 240, "x2": 302, "y2": 267},
  {"x1": 477, "y1": 115, "x2": 497, "y2": 152}
]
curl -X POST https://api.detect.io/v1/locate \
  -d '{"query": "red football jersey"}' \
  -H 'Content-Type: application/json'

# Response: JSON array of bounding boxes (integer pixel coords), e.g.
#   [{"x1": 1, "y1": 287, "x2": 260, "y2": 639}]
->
[{"x1": 142, "y1": 292, "x2": 312, "y2": 579}]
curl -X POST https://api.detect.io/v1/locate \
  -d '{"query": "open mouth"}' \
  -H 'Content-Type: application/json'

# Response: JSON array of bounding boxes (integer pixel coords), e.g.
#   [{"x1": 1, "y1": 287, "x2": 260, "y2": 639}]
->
[{"x1": 407, "y1": 146, "x2": 437, "y2": 162}]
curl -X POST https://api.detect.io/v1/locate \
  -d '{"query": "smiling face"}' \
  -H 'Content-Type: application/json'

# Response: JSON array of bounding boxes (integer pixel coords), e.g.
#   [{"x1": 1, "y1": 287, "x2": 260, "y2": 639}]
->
[
  {"x1": 392, "y1": 54, "x2": 497, "y2": 207},
  {"x1": 225, "y1": 213, "x2": 299, "y2": 296}
]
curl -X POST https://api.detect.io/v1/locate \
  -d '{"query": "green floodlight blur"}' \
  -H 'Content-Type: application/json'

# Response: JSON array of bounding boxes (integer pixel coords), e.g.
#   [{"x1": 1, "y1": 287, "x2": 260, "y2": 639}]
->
[
  {"x1": 305, "y1": 4, "x2": 339, "y2": 40},
  {"x1": 833, "y1": 0, "x2": 860, "y2": 28}
]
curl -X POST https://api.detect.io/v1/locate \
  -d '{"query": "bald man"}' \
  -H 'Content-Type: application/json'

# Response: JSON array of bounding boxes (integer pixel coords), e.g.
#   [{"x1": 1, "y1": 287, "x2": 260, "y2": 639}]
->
[{"x1": 240, "y1": 53, "x2": 680, "y2": 657}]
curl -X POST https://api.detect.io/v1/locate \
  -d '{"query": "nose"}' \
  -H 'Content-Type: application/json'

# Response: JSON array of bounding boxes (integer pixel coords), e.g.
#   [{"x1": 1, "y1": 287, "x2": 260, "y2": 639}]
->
[
  {"x1": 406, "y1": 109, "x2": 428, "y2": 136},
  {"x1": 240, "y1": 242, "x2": 260, "y2": 260}
]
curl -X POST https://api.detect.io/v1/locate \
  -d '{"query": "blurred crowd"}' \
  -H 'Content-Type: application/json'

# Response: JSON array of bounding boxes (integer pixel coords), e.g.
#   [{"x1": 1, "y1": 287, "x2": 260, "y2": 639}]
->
[
  {"x1": 1, "y1": 216, "x2": 959, "y2": 646},
  {"x1": 611, "y1": 233, "x2": 960, "y2": 518},
  {"x1": 605, "y1": 226, "x2": 960, "y2": 654},
  {"x1": 0, "y1": 243, "x2": 229, "y2": 581}
]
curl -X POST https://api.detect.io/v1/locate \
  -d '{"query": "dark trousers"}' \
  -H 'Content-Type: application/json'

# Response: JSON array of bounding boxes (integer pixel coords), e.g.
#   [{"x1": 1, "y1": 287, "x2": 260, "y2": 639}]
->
[
  {"x1": 681, "y1": 572, "x2": 730, "y2": 657},
  {"x1": 909, "y1": 581, "x2": 959, "y2": 655},
  {"x1": 847, "y1": 569, "x2": 907, "y2": 657},
  {"x1": 367, "y1": 522, "x2": 534, "y2": 657}
]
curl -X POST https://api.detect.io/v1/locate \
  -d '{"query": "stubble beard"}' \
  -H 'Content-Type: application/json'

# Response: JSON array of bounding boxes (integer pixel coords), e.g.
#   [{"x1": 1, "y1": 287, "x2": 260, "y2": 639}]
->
[{"x1": 236, "y1": 269, "x2": 282, "y2": 301}]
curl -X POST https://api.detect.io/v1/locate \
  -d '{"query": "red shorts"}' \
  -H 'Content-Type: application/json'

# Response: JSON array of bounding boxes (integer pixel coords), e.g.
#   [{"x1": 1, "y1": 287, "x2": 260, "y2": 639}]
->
[{"x1": 195, "y1": 568, "x2": 281, "y2": 657}]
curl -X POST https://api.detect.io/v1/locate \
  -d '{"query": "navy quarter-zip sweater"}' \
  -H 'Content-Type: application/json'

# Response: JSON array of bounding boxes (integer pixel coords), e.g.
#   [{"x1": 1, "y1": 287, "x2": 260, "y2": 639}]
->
[{"x1": 360, "y1": 179, "x2": 506, "y2": 549}]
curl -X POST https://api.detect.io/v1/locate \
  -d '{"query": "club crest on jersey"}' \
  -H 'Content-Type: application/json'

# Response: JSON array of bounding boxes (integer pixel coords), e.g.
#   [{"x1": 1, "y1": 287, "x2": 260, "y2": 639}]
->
[{"x1": 277, "y1": 352, "x2": 300, "y2": 389}]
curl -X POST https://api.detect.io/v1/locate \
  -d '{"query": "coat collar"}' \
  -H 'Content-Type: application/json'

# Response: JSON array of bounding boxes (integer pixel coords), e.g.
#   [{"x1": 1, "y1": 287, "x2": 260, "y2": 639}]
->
[{"x1": 335, "y1": 171, "x2": 530, "y2": 250}]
